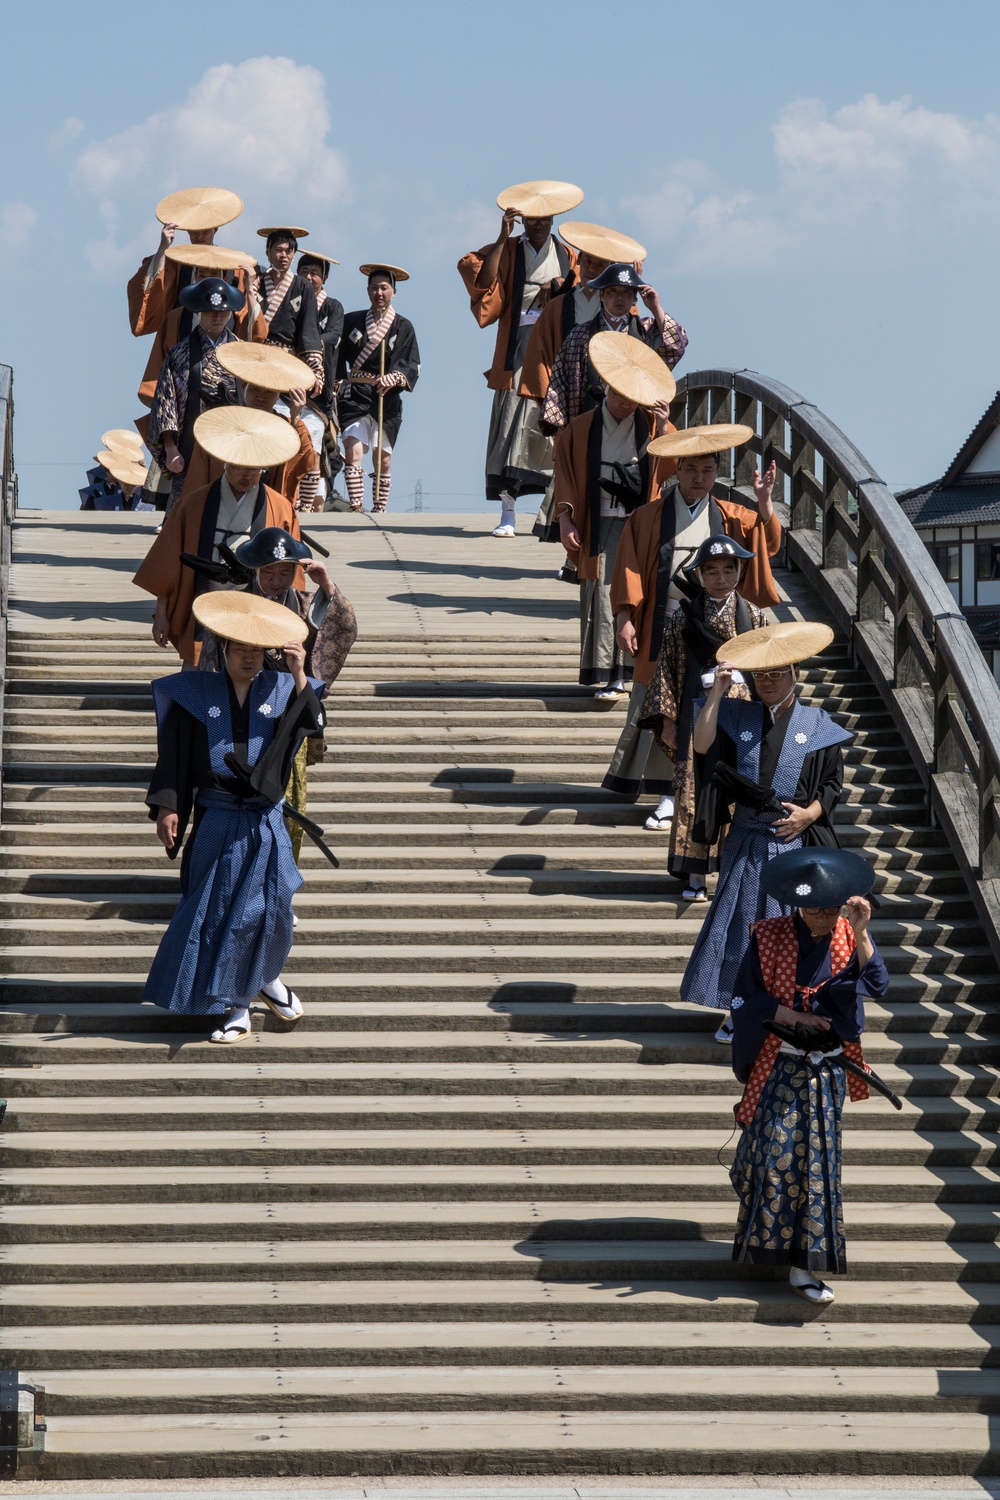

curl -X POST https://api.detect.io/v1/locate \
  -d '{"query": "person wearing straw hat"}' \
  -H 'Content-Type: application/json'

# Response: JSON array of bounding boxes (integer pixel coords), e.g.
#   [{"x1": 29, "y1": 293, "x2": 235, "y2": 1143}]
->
[
  {"x1": 636, "y1": 535, "x2": 769, "y2": 896},
  {"x1": 134, "y1": 407, "x2": 303, "y2": 666},
  {"x1": 147, "y1": 277, "x2": 246, "y2": 511},
  {"x1": 298, "y1": 250, "x2": 344, "y2": 433},
  {"x1": 136, "y1": 248, "x2": 266, "y2": 409},
  {"x1": 144, "y1": 591, "x2": 325, "y2": 1042},
  {"x1": 680, "y1": 620, "x2": 854, "y2": 1043},
  {"x1": 520, "y1": 222, "x2": 647, "y2": 553},
  {"x1": 728, "y1": 848, "x2": 888, "y2": 1305},
  {"x1": 195, "y1": 527, "x2": 358, "y2": 860},
  {"x1": 80, "y1": 450, "x2": 149, "y2": 511},
  {"x1": 209, "y1": 342, "x2": 321, "y2": 513},
  {"x1": 604, "y1": 424, "x2": 781, "y2": 825},
  {"x1": 337, "y1": 264, "x2": 420, "y2": 514},
  {"x1": 127, "y1": 187, "x2": 245, "y2": 338},
  {"x1": 255, "y1": 227, "x2": 324, "y2": 394},
  {"x1": 541, "y1": 263, "x2": 687, "y2": 438},
  {"x1": 458, "y1": 182, "x2": 582, "y2": 537},
  {"x1": 552, "y1": 332, "x2": 676, "y2": 697}
]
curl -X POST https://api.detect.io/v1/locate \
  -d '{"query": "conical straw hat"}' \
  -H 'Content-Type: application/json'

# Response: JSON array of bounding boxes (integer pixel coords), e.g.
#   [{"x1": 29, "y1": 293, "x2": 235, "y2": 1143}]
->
[
  {"x1": 101, "y1": 429, "x2": 144, "y2": 455},
  {"x1": 717, "y1": 620, "x2": 835, "y2": 672},
  {"x1": 165, "y1": 244, "x2": 256, "y2": 272},
  {"x1": 559, "y1": 221, "x2": 647, "y2": 263},
  {"x1": 299, "y1": 249, "x2": 340, "y2": 267},
  {"x1": 96, "y1": 451, "x2": 147, "y2": 487},
  {"x1": 216, "y1": 342, "x2": 314, "y2": 392},
  {"x1": 257, "y1": 225, "x2": 309, "y2": 240},
  {"x1": 496, "y1": 180, "x2": 584, "y2": 217},
  {"x1": 192, "y1": 590, "x2": 308, "y2": 649},
  {"x1": 193, "y1": 407, "x2": 300, "y2": 467},
  {"x1": 155, "y1": 187, "x2": 243, "y2": 231},
  {"x1": 588, "y1": 332, "x2": 676, "y2": 408},
  {"x1": 359, "y1": 262, "x2": 410, "y2": 282},
  {"x1": 648, "y1": 423, "x2": 754, "y2": 459}
]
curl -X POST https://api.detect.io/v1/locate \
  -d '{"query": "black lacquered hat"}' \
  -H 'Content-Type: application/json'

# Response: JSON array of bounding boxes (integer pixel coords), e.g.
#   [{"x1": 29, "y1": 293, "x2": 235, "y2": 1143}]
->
[{"x1": 761, "y1": 848, "x2": 875, "y2": 908}]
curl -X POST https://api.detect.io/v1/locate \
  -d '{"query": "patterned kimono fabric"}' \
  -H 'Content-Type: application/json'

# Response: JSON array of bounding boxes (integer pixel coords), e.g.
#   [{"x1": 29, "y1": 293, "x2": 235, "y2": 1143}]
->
[
  {"x1": 679, "y1": 698, "x2": 853, "y2": 1010},
  {"x1": 485, "y1": 237, "x2": 563, "y2": 501},
  {"x1": 640, "y1": 592, "x2": 765, "y2": 878},
  {"x1": 143, "y1": 670, "x2": 319, "y2": 1016},
  {"x1": 730, "y1": 915, "x2": 867, "y2": 1274}
]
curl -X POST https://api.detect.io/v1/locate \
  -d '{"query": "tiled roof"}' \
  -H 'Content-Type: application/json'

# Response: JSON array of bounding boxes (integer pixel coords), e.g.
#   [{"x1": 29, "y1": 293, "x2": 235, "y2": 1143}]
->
[{"x1": 897, "y1": 481, "x2": 1000, "y2": 527}]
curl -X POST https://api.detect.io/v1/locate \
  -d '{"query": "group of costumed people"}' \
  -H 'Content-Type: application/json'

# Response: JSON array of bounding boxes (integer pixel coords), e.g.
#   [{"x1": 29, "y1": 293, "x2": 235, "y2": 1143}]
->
[
  {"x1": 82, "y1": 184, "x2": 419, "y2": 518},
  {"x1": 99, "y1": 178, "x2": 888, "y2": 1301}
]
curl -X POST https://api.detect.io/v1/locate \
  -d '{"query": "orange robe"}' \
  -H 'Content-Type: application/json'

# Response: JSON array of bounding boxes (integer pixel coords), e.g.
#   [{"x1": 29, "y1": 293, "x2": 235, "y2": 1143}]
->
[
  {"x1": 133, "y1": 482, "x2": 302, "y2": 665},
  {"x1": 611, "y1": 491, "x2": 782, "y2": 686},
  {"x1": 127, "y1": 255, "x2": 180, "y2": 337},
  {"x1": 552, "y1": 410, "x2": 676, "y2": 583},
  {"x1": 457, "y1": 236, "x2": 577, "y2": 391},
  {"x1": 137, "y1": 297, "x2": 267, "y2": 407},
  {"x1": 519, "y1": 283, "x2": 600, "y2": 400},
  {"x1": 177, "y1": 416, "x2": 315, "y2": 510}
]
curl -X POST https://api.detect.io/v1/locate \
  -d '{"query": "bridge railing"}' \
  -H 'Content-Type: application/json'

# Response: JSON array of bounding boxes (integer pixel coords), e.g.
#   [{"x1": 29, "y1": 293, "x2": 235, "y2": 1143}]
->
[
  {"x1": 0, "y1": 365, "x2": 13, "y2": 828},
  {"x1": 674, "y1": 367, "x2": 1000, "y2": 965}
]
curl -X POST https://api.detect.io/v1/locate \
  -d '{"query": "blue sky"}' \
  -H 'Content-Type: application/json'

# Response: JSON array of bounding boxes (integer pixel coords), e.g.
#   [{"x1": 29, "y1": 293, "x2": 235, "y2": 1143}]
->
[{"x1": 3, "y1": 0, "x2": 1000, "y2": 510}]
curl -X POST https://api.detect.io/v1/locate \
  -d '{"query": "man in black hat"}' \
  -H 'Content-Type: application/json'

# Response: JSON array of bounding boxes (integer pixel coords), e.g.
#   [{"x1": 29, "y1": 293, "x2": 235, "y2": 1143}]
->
[
  {"x1": 728, "y1": 848, "x2": 888, "y2": 1306},
  {"x1": 147, "y1": 278, "x2": 244, "y2": 511},
  {"x1": 542, "y1": 263, "x2": 686, "y2": 435}
]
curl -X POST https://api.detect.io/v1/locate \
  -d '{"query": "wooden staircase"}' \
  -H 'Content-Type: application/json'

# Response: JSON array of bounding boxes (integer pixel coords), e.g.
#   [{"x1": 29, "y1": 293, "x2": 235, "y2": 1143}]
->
[{"x1": 1, "y1": 513, "x2": 1000, "y2": 1478}]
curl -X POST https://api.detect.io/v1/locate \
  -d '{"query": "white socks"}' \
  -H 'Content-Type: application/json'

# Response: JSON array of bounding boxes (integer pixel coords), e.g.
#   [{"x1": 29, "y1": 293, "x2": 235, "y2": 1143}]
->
[
  {"x1": 211, "y1": 1004, "x2": 249, "y2": 1039},
  {"x1": 654, "y1": 795, "x2": 674, "y2": 820},
  {"x1": 789, "y1": 1266, "x2": 813, "y2": 1288},
  {"x1": 261, "y1": 978, "x2": 304, "y2": 1018}
]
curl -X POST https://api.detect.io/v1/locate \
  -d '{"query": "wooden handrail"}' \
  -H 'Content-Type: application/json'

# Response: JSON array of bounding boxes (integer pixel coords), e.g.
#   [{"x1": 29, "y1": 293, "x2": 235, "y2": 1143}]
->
[{"x1": 675, "y1": 366, "x2": 1000, "y2": 966}]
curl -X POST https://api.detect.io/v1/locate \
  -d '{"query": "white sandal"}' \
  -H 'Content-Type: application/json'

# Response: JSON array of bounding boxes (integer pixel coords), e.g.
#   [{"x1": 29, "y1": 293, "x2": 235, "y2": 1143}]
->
[
  {"x1": 790, "y1": 1277, "x2": 835, "y2": 1306},
  {"x1": 209, "y1": 1018, "x2": 251, "y2": 1045},
  {"x1": 682, "y1": 885, "x2": 708, "y2": 902},
  {"x1": 259, "y1": 987, "x2": 303, "y2": 1021}
]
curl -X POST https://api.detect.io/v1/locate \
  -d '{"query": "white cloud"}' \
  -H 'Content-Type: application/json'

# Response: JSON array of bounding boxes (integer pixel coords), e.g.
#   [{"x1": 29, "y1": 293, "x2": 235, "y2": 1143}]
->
[
  {"x1": 0, "y1": 201, "x2": 39, "y2": 257},
  {"x1": 49, "y1": 117, "x2": 84, "y2": 150},
  {"x1": 624, "y1": 94, "x2": 1000, "y2": 275},
  {"x1": 73, "y1": 57, "x2": 351, "y2": 275}
]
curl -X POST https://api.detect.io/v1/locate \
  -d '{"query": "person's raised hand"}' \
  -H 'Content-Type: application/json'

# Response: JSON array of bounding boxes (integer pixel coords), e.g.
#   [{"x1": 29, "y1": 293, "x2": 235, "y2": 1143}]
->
[
  {"x1": 500, "y1": 207, "x2": 520, "y2": 239},
  {"x1": 651, "y1": 399, "x2": 673, "y2": 436},
  {"x1": 283, "y1": 639, "x2": 308, "y2": 689},
  {"x1": 710, "y1": 662, "x2": 735, "y2": 698},
  {"x1": 302, "y1": 560, "x2": 332, "y2": 595},
  {"x1": 157, "y1": 223, "x2": 177, "y2": 254},
  {"x1": 638, "y1": 283, "x2": 662, "y2": 315},
  {"x1": 754, "y1": 459, "x2": 777, "y2": 504},
  {"x1": 843, "y1": 895, "x2": 871, "y2": 937},
  {"x1": 156, "y1": 810, "x2": 178, "y2": 850}
]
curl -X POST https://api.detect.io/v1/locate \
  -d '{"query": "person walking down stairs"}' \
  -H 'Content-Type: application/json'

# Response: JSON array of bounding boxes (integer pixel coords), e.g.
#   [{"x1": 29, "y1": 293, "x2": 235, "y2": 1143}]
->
[
  {"x1": 142, "y1": 592, "x2": 325, "y2": 1044},
  {"x1": 729, "y1": 848, "x2": 889, "y2": 1306}
]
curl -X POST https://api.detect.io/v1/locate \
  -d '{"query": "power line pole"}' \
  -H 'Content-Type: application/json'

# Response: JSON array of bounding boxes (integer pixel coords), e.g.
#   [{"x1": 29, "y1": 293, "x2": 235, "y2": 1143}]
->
[{"x1": 413, "y1": 479, "x2": 423, "y2": 512}]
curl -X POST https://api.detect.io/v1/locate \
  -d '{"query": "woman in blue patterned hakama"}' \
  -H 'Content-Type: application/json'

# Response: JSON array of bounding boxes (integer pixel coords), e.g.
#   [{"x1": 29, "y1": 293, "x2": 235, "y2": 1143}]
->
[
  {"x1": 679, "y1": 621, "x2": 853, "y2": 1042},
  {"x1": 143, "y1": 591, "x2": 325, "y2": 1044},
  {"x1": 728, "y1": 847, "x2": 889, "y2": 1305}
]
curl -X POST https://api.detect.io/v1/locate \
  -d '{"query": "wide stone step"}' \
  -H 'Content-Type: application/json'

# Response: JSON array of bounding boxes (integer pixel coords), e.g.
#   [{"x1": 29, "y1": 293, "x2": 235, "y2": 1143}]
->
[
  {"x1": 4, "y1": 1237, "x2": 1000, "y2": 1285},
  {"x1": 4, "y1": 1124, "x2": 1000, "y2": 1168},
  {"x1": 23, "y1": 1407, "x2": 1000, "y2": 1481},
  {"x1": 5, "y1": 1197, "x2": 999, "y2": 1245}
]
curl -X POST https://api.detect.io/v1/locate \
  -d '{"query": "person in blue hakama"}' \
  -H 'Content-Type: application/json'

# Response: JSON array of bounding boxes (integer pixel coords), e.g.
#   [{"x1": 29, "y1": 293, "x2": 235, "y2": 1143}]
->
[
  {"x1": 143, "y1": 591, "x2": 325, "y2": 1044},
  {"x1": 680, "y1": 620, "x2": 854, "y2": 1042},
  {"x1": 728, "y1": 847, "x2": 889, "y2": 1306}
]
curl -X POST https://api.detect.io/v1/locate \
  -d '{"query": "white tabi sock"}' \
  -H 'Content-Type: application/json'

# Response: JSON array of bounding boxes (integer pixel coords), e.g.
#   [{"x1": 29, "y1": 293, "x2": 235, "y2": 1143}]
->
[
  {"x1": 261, "y1": 979, "x2": 303, "y2": 1017},
  {"x1": 225, "y1": 1005, "x2": 250, "y2": 1031},
  {"x1": 654, "y1": 795, "x2": 674, "y2": 820},
  {"x1": 789, "y1": 1265, "x2": 815, "y2": 1288}
]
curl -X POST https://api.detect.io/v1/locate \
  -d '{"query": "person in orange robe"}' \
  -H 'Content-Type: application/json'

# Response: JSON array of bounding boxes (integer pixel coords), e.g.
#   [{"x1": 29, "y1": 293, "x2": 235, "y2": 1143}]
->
[
  {"x1": 133, "y1": 457, "x2": 302, "y2": 666},
  {"x1": 458, "y1": 208, "x2": 577, "y2": 536},
  {"x1": 605, "y1": 443, "x2": 780, "y2": 823}
]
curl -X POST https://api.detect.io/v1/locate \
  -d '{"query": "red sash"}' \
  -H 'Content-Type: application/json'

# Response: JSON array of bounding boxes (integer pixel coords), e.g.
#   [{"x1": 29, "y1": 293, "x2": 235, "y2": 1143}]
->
[{"x1": 735, "y1": 914, "x2": 870, "y2": 1126}]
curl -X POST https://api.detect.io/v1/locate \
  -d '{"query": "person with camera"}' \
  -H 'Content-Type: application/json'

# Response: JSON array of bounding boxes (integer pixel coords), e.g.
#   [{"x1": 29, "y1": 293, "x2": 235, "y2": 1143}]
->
[
  {"x1": 728, "y1": 847, "x2": 889, "y2": 1305},
  {"x1": 553, "y1": 333, "x2": 676, "y2": 697}
]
